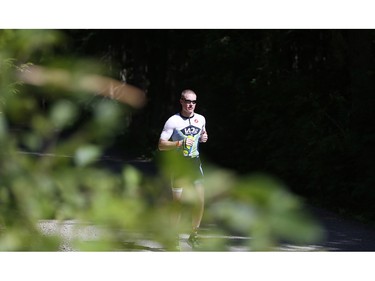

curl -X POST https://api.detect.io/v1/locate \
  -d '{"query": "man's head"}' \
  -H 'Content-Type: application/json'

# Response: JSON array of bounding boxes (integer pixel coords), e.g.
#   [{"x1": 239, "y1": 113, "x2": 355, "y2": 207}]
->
[{"x1": 180, "y1": 89, "x2": 197, "y2": 116}]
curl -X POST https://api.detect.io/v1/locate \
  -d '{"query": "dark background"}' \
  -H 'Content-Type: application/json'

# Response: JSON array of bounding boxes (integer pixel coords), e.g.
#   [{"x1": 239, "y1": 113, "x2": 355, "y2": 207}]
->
[{"x1": 58, "y1": 29, "x2": 375, "y2": 221}]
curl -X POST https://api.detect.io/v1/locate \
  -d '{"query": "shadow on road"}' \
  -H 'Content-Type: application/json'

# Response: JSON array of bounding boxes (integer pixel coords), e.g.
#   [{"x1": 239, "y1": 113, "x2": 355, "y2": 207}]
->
[{"x1": 308, "y1": 206, "x2": 375, "y2": 251}]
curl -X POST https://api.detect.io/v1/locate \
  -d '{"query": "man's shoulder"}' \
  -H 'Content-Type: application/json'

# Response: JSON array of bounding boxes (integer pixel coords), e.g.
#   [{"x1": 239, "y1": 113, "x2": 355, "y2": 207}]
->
[
  {"x1": 193, "y1": 113, "x2": 206, "y2": 121},
  {"x1": 166, "y1": 113, "x2": 180, "y2": 120},
  {"x1": 164, "y1": 113, "x2": 181, "y2": 124},
  {"x1": 194, "y1": 112, "x2": 205, "y2": 118}
]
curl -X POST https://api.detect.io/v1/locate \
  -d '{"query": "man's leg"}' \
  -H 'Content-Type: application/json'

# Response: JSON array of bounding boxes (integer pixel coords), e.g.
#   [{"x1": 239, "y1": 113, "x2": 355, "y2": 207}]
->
[
  {"x1": 192, "y1": 160, "x2": 205, "y2": 232},
  {"x1": 191, "y1": 181, "x2": 204, "y2": 231},
  {"x1": 171, "y1": 186, "x2": 183, "y2": 226},
  {"x1": 170, "y1": 185, "x2": 183, "y2": 251},
  {"x1": 187, "y1": 182, "x2": 204, "y2": 249}
]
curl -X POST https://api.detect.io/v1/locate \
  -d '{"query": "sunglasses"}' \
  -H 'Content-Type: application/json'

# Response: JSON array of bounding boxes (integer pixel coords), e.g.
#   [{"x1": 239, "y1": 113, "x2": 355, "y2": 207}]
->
[{"x1": 182, "y1": 98, "x2": 197, "y2": 104}]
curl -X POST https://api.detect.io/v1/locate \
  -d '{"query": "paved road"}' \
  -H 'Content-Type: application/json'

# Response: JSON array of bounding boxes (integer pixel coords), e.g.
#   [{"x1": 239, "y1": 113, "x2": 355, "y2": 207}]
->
[
  {"x1": 30, "y1": 155, "x2": 375, "y2": 251},
  {"x1": 124, "y1": 159, "x2": 375, "y2": 251},
  {"x1": 38, "y1": 205, "x2": 375, "y2": 251},
  {"x1": 306, "y1": 206, "x2": 375, "y2": 251}
]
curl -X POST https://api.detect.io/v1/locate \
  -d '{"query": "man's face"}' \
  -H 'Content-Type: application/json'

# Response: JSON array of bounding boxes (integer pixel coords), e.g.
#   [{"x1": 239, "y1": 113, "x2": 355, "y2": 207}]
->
[{"x1": 180, "y1": 93, "x2": 197, "y2": 114}]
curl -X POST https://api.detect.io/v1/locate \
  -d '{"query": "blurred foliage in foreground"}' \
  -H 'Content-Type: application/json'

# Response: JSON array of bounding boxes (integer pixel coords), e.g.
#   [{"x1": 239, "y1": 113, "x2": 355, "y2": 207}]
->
[{"x1": 0, "y1": 30, "x2": 324, "y2": 251}]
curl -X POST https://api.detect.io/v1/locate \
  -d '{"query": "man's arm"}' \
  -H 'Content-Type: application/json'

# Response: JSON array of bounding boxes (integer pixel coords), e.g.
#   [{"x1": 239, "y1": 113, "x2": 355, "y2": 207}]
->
[
  {"x1": 199, "y1": 125, "x2": 208, "y2": 143},
  {"x1": 159, "y1": 117, "x2": 181, "y2": 151},
  {"x1": 158, "y1": 139, "x2": 182, "y2": 151}
]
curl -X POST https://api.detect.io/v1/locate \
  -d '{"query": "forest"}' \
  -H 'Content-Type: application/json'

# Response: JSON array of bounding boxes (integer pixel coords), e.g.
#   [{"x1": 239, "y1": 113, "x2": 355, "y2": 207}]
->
[
  {"x1": 60, "y1": 30, "x2": 375, "y2": 220},
  {"x1": 1, "y1": 29, "x2": 374, "y2": 251}
]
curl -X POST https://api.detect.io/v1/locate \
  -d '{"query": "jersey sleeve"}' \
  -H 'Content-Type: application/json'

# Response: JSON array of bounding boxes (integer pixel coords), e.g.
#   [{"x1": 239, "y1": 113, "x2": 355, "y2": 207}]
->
[{"x1": 159, "y1": 117, "x2": 174, "y2": 141}]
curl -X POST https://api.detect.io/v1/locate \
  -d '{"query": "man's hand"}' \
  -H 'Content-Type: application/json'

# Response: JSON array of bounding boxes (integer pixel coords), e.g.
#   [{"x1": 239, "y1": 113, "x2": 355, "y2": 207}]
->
[
  {"x1": 200, "y1": 131, "x2": 208, "y2": 143},
  {"x1": 184, "y1": 135, "x2": 195, "y2": 147}
]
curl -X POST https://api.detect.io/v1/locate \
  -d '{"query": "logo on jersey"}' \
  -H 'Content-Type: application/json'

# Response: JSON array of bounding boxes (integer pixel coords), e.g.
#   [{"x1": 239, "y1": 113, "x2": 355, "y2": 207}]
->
[{"x1": 180, "y1": 125, "x2": 201, "y2": 136}]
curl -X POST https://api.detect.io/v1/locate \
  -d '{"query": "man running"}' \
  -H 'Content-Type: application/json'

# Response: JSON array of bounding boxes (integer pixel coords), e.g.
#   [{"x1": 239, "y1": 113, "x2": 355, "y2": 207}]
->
[{"x1": 158, "y1": 89, "x2": 208, "y2": 249}]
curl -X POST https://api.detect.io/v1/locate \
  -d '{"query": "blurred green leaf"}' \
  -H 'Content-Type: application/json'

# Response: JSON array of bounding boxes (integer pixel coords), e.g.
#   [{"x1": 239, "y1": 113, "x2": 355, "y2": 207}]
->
[
  {"x1": 74, "y1": 145, "x2": 101, "y2": 167},
  {"x1": 50, "y1": 99, "x2": 79, "y2": 129}
]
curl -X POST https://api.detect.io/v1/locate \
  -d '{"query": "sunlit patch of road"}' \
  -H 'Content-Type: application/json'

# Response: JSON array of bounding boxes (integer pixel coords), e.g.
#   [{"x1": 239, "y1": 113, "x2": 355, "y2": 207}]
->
[{"x1": 37, "y1": 220, "x2": 328, "y2": 252}]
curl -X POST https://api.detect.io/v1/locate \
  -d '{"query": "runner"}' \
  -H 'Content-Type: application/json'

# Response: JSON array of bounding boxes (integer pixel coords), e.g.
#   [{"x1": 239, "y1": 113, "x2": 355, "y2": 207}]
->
[{"x1": 158, "y1": 89, "x2": 208, "y2": 249}]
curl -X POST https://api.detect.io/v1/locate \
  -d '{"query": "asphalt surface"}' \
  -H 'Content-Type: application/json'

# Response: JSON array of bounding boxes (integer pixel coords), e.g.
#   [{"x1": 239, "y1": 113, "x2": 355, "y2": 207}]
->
[
  {"x1": 306, "y1": 206, "x2": 375, "y2": 251},
  {"x1": 37, "y1": 205, "x2": 375, "y2": 251},
  {"x1": 24, "y1": 154, "x2": 374, "y2": 251}
]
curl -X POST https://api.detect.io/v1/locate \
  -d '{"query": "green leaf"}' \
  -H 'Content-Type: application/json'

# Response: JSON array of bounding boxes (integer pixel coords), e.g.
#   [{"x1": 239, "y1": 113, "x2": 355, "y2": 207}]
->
[
  {"x1": 74, "y1": 145, "x2": 101, "y2": 167},
  {"x1": 50, "y1": 99, "x2": 78, "y2": 129}
]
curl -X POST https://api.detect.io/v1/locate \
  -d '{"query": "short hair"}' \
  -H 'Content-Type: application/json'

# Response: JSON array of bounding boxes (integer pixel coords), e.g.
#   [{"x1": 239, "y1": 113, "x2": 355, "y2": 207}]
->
[{"x1": 181, "y1": 89, "x2": 196, "y2": 99}]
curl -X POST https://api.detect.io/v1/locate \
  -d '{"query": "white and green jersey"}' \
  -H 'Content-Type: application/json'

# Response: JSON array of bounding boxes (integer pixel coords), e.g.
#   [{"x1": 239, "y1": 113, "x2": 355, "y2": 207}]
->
[{"x1": 160, "y1": 112, "x2": 206, "y2": 158}]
